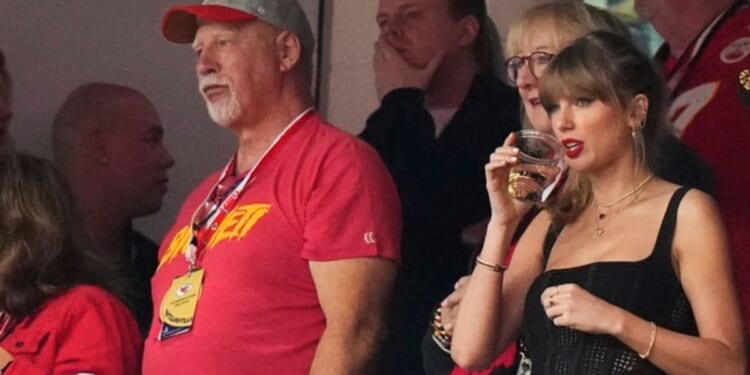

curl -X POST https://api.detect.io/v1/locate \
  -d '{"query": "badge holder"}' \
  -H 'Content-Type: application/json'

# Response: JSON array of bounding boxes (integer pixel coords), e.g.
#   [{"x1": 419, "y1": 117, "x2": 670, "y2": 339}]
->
[{"x1": 158, "y1": 268, "x2": 205, "y2": 341}]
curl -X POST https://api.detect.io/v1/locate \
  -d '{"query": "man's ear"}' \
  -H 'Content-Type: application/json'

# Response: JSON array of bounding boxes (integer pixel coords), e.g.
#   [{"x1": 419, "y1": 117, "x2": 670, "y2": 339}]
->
[
  {"x1": 456, "y1": 15, "x2": 480, "y2": 48},
  {"x1": 276, "y1": 30, "x2": 302, "y2": 72},
  {"x1": 629, "y1": 93, "x2": 649, "y2": 129}
]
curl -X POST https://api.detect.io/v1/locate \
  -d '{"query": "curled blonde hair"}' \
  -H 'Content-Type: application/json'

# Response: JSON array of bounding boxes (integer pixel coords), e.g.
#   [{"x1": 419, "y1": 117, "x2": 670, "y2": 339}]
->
[{"x1": 505, "y1": 1, "x2": 631, "y2": 58}]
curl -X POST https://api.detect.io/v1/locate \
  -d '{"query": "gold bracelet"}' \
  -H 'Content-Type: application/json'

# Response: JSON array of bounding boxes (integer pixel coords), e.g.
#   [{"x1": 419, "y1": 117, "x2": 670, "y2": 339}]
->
[
  {"x1": 475, "y1": 256, "x2": 508, "y2": 273},
  {"x1": 638, "y1": 321, "x2": 657, "y2": 359}
]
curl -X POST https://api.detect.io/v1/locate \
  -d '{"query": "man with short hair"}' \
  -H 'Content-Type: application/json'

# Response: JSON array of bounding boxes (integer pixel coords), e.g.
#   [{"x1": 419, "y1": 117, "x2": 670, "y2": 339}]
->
[
  {"x1": 0, "y1": 49, "x2": 13, "y2": 151},
  {"x1": 52, "y1": 82, "x2": 175, "y2": 336},
  {"x1": 360, "y1": 0, "x2": 521, "y2": 372},
  {"x1": 634, "y1": 0, "x2": 750, "y2": 345},
  {"x1": 144, "y1": 1, "x2": 401, "y2": 374}
]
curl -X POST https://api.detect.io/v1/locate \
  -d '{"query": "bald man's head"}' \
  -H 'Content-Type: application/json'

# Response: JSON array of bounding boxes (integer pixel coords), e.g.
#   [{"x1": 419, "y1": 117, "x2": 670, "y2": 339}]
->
[{"x1": 52, "y1": 82, "x2": 174, "y2": 218}]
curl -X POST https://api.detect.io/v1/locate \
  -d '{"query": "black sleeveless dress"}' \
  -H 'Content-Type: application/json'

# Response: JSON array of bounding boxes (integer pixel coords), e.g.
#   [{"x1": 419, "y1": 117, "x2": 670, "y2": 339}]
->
[{"x1": 522, "y1": 187, "x2": 698, "y2": 374}]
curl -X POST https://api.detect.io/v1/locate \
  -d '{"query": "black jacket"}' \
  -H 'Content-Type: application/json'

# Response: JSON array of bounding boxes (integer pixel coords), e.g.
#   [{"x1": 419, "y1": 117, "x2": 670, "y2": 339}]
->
[{"x1": 361, "y1": 74, "x2": 521, "y2": 374}]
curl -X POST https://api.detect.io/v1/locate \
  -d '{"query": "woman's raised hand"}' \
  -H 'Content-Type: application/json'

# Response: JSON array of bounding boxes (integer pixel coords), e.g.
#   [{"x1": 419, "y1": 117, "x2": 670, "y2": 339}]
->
[{"x1": 485, "y1": 132, "x2": 533, "y2": 224}]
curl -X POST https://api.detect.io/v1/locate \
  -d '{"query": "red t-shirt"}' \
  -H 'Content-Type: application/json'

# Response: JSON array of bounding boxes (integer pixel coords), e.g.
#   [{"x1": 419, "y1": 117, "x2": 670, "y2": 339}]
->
[
  {"x1": 664, "y1": 3, "x2": 750, "y2": 336},
  {"x1": 1, "y1": 285, "x2": 143, "y2": 375},
  {"x1": 143, "y1": 112, "x2": 401, "y2": 374}
]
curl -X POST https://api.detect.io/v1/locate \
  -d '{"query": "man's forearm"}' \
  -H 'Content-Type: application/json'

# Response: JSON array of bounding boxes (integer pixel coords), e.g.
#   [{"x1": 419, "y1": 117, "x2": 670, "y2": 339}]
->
[{"x1": 309, "y1": 323, "x2": 384, "y2": 375}]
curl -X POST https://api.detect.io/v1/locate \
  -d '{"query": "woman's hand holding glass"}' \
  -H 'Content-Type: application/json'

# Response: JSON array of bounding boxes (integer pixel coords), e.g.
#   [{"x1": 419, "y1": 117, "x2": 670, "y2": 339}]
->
[{"x1": 485, "y1": 133, "x2": 535, "y2": 224}]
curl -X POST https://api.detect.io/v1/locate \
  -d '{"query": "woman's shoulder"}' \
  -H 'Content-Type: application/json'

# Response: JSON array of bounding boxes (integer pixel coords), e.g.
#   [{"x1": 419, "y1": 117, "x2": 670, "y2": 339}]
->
[
  {"x1": 45, "y1": 285, "x2": 130, "y2": 317},
  {"x1": 670, "y1": 186, "x2": 727, "y2": 257},
  {"x1": 19, "y1": 285, "x2": 136, "y2": 338},
  {"x1": 673, "y1": 186, "x2": 721, "y2": 221}
]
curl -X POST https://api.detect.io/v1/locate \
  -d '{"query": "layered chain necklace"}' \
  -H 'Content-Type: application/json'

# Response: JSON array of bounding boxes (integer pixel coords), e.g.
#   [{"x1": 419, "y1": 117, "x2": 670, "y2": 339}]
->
[{"x1": 592, "y1": 174, "x2": 655, "y2": 238}]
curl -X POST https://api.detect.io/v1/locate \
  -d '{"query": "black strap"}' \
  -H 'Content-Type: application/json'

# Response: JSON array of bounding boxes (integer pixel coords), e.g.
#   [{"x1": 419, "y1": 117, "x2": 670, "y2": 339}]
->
[
  {"x1": 542, "y1": 220, "x2": 563, "y2": 265},
  {"x1": 651, "y1": 187, "x2": 692, "y2": 266}
]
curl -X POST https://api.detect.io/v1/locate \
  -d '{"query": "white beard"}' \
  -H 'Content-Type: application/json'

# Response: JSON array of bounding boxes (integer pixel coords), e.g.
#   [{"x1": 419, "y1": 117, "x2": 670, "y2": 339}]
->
[
  {"x1": 199, "y1": 74, "x2": 241, "y2": 126},
  {"x1": 206, "y1": 93, "x2": 241, "y2": 126}
]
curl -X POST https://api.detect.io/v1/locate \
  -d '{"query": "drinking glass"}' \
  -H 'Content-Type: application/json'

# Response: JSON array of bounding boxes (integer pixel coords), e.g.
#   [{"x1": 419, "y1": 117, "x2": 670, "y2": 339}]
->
[{"x1": 507, "y1": 130, "x2": 566, "y2": 203}]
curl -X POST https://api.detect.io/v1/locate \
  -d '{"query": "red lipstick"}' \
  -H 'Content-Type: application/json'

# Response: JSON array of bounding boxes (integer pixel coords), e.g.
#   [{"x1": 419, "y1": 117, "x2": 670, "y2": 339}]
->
[{"x1": 561, "y1": 138, "x2": 583, "y2": 159}]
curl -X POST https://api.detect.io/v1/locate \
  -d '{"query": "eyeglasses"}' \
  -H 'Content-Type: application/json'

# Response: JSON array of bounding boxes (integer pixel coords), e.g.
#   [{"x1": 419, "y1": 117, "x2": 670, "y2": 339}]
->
[{"x1": 504, "y1": 51, "x2": 555, "y2": 86}]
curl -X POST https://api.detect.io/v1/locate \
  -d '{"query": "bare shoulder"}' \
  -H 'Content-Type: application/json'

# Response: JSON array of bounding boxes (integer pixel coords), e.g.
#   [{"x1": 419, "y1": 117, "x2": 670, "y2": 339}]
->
[
  {"x1": 676, "y1": 188, "x2": 723, "y2": 225},
  {"x1": 673, "y1": 188, "x2": 729, "y2": 259}
]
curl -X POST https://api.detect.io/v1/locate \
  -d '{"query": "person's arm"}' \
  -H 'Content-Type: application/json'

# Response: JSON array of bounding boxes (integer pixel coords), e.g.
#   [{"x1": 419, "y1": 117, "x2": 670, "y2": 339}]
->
[
  {"x1": 359, "y1": 39, "x2": 444, "y2": 201},
  {"x1": 451, "y1": 213, "x2": 547, "y2": 369},
  {"x1": 451, "y1": 135, "x2": 546, "y2": 369},
  {"x1": 308, "y1": 258, "x2": 397, "y2": 375},
  {"x1": 539, "y1": 190, "x2": 746, "y2": 374},
  {"x1": 616, "y1": 190, "x2": 745, "y2": 374},
  {"x1": 360, "y1": 37, "x2": 441, "y2": 150}
]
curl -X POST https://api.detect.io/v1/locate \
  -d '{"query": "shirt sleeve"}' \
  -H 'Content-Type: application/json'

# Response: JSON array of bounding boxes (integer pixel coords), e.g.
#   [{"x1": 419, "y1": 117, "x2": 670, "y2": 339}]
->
[{"x1": 301, "y1": 138, "x2": 402, "y2": 264}]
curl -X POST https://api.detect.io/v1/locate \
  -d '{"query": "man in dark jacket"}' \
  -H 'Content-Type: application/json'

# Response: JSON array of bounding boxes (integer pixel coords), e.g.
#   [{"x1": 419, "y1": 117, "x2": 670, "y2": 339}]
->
[{"x1": 360, "y1": 0, "x2": 521, "y2": 373}]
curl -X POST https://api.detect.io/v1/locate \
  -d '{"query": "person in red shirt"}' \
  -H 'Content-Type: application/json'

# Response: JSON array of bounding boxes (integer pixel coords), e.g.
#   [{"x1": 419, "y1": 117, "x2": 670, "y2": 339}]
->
[
  {"x1": 635, "y1": 0, "x2": 750, "y2": 346},
  {"x1": 0, "y1": 152, "x2": 142, "y2": 375},
  {"x1": 144, "y1": 0, "x2": 402, "y2": 374}
]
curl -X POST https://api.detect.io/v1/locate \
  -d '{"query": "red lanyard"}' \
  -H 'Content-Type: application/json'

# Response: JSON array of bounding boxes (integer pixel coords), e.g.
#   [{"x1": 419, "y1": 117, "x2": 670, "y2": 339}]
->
[{"x1": 184, "y1": 108, "x2": 313, "y2": 271}]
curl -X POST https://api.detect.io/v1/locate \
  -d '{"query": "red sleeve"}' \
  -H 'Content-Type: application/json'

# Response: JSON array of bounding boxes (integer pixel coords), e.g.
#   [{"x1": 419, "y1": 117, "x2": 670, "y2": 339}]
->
[{"x1": 302, "y1": 139, "x2": 402, "y2": 264}]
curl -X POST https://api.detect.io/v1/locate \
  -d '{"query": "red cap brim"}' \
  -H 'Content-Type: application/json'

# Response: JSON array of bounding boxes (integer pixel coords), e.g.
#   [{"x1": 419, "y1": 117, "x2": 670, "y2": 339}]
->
[{"x1": 162, "y1": 5, "x2": 257, "y2": 44}]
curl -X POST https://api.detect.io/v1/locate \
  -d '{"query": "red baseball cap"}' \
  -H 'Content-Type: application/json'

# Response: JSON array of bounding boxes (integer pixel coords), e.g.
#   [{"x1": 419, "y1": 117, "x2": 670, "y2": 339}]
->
[
  {"x1": 162, "y1": 5, "x2": 257, "y2": 44},
  {"x1": 161, "y1": 0, "x2": 315, "y2": 52}
]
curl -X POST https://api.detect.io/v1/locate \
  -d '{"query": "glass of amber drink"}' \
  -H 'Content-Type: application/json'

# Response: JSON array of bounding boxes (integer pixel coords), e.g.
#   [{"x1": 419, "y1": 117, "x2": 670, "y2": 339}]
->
[{"x1": 507, "y1": 130, "x2": 565, "y2": 203}]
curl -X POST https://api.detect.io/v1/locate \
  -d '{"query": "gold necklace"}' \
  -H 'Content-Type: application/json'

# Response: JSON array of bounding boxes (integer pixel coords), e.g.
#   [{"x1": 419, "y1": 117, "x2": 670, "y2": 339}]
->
[
  {"x1": 592, "y1": 174, "x2": 655, "y2": 238},
  {"x1": 595, "y1": 174, "x2": 655, "y2": 208}
]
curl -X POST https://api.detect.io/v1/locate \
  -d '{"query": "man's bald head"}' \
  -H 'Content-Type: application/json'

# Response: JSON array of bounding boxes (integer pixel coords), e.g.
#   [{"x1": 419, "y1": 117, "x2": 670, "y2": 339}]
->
[
  {"x1": 51, "y1": 82, "x2": 174, "y2": 218},
  {"x1": 52, "y1": 82, "x2": 152, "y2": 170}
]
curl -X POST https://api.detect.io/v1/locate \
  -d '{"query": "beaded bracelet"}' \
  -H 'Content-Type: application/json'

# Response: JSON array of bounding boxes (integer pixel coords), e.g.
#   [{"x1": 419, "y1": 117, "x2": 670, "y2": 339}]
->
[
  {"x1": 475, "y1": 256, "x2": 508, "y2": 273},
  {"x1": 431, "y1": 307, "x2": 452, "y2": 353},
  {"x1": 638, "y1": 321, "x2": 657, "y2": 359}
]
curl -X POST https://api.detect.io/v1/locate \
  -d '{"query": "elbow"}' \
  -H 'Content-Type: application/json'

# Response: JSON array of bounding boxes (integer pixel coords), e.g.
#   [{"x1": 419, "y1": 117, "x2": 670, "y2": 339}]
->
[{"x1": 450, "y1": 345, "x2": 495, "y2": 371}]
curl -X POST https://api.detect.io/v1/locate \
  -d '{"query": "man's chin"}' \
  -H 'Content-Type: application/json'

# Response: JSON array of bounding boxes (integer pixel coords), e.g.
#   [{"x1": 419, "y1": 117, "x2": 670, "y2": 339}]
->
[{"x1": 207, "y1": 103, "x2": 240, "y2": 127}]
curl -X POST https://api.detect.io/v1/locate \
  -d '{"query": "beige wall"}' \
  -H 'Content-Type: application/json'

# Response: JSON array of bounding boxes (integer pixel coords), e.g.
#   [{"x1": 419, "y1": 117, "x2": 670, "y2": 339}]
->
[{"x1": 321, "y1": 0, "x2": 550, "y2": 134}]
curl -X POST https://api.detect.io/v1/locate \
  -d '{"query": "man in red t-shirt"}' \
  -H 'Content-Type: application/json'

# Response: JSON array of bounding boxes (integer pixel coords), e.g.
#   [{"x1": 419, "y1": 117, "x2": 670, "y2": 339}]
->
[
  {"x1": 143, "y1": 0, "x2": 402, "y2": 374},
  {"x1": 636, "y1": 0, "x2": 750, "y2": 342}
]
